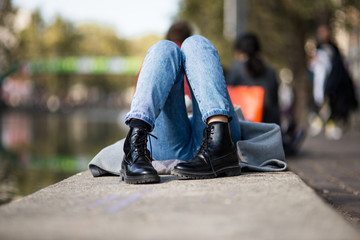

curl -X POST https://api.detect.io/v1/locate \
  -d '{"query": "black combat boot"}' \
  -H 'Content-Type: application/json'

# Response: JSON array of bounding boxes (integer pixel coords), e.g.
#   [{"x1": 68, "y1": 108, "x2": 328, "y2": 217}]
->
[
  {"x1": 121, "y1": 127, "x2": 160, "y2": 184},
  {"x1": 172, "y1": 121, "x2": 241, "y2": 179}
]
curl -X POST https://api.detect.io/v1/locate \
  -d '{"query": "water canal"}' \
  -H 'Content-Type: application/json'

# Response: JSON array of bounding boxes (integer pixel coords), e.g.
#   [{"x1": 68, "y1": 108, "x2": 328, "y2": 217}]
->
[{"x1": 0, "y1": 108, "x2": 128, "y2": 205}]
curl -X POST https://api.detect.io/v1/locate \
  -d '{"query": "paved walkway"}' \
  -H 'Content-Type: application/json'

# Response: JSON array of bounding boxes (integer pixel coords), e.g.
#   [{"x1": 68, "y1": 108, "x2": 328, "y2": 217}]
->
[
  {"x1": 288, "y1": 128, "x2": 360, "y2": 228},
  {"x1": 0, "y1": 169, "x2": 359, "y2": 239}
]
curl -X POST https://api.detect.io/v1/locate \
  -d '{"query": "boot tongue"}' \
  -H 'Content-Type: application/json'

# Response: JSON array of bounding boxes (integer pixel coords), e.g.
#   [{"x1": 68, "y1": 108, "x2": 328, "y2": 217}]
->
[
  {"x1": 130, "y1": 127, "x2": 158, "y2": 163},
  {"x1": 207, "y1": 121, "x2": 226, "y2": 128},
  {"x1": 206, "y1": 121, "x2": 231, "y2": 147},
  {"x1": 206, "y1": 121, "x2": 227, "y2": 136},
  {"x1": 129, "y1": 128, "x2": 147, "y2": 155},
  {"x1": 204, "y1": 121, "x2": 227, "y2": 140},
  {"x1": 131, "y1": 127, "x2": 147, "y2": 142}
]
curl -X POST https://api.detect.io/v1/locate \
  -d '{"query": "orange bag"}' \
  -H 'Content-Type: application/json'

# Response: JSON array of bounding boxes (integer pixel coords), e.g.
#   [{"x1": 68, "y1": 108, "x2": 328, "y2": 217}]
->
[{"x1": 227, "y1": 86, "x2": 265, "y2": 122}]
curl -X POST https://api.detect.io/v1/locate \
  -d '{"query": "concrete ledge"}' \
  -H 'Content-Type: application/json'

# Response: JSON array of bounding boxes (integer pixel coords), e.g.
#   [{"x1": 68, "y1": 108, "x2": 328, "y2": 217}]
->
[{"x1": 0, "y1": 171, "x2": 359, "y2": 240}]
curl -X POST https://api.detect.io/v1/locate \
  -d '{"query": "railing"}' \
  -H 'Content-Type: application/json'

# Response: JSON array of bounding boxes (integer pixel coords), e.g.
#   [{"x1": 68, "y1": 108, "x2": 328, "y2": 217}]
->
[{"x1": 28, "y1": 56, "x2": 143, "y2": 75}]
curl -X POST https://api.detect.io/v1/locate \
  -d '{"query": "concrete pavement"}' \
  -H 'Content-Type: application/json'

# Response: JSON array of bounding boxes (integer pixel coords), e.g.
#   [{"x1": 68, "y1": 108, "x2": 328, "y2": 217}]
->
[
  {"x1": 288, "y1": 128, "x2": 360, "y2": 228},
  {"x1": 0, "y1": 170, "x2": 359, "y2": 240}
]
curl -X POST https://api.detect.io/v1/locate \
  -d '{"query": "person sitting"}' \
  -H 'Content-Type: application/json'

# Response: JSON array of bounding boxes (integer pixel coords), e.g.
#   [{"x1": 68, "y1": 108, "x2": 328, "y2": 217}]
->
[
  {"x1": 88, "y1": 35, "x2": 287, "y2": 183},
  {"x1": 122, "y1": 35, "x2": 243, "y2": 184}
]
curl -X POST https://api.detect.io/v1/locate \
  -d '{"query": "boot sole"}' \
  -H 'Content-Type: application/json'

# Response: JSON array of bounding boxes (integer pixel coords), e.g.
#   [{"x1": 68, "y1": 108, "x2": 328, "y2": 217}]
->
[
  {"x1": 120, "y1": 170, "x2": 160, "y2": 184},
  {"x1": 171, "y1": 165, "x2": 241, "y2": 179}
]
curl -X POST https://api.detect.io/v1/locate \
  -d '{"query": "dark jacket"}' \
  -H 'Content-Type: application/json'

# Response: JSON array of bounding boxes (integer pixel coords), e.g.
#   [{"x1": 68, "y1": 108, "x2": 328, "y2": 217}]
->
[
  {"x1": 226, "y1": 60, "x2": 281, "y2": 125},
  {"x1": 321, "y1": 43, "x2": 358, "y2": 120}
]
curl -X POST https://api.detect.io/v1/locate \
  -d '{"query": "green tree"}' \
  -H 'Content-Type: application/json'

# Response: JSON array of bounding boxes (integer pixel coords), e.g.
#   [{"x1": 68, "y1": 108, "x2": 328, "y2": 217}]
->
[
  {"x1": 130, "y1": 34, "x2": 162, "y2": 57},
  {"x1": 75, "y1": 23, "x2": 129, "y2": 56},
  {"x1": 0, "y1": 0, "x2": 17, "y2": 76},
  {"x1": 16, "y1": 12, "x2": 134, "y2": 95},
  {"x1": 177, "y1": 0, "x2": 233, "y2": 66},
  {"x1": 43, "y1": 15, "x2": 80, "y2": 57},
  {"x1": 16, "y1": 10, "x2": 46, "y2": 59},
  {"x1": 17, "y1": 13, "x2": 129, "y2": 59}
]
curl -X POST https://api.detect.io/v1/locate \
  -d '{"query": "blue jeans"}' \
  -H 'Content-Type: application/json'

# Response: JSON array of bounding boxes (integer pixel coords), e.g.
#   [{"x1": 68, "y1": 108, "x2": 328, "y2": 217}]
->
[{"x1": 125, "y1": 35, "x2": 242, "y2": 161}]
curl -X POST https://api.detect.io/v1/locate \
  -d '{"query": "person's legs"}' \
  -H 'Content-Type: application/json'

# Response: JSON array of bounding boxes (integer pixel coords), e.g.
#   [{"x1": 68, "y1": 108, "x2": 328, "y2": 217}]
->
[
  {"x1": 183, "y1": 36, "x2": 242, "y2": 150},
  {"x1": 172, "y1": 35, "x2": 242, "y2": 179},
  {"x1": 189, "y1": 88, "x2": 242, "y2": 151},
  {"x1": 122, "y1": 40, "x2": 193, "y2": 184},
  {"x1": 125, "y1": 40, "x2": 184, "y2": 128},
  {"x1": 122, "y1": 36, "x2": 242, "y2": 183},
  {"x1": 126, "y1": 40, "x2": 194, "y2": 160},
  {"x1": 150, "y1": 74, "x2": 193, "y2": 161}
]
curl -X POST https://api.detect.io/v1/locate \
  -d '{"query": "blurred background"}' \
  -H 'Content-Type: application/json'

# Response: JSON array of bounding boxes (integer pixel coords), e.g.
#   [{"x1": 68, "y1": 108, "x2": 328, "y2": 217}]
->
[{"x1": 0, "y1": 0, "x2": 359, "y2": 205}]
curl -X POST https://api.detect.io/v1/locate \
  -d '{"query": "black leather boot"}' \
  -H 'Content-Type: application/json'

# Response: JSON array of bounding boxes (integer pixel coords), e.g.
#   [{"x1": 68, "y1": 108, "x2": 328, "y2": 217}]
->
[
  {"x1": 172, "y1": 121, "x2": 241, "y2": 179},
  {"x1": 120, "y1": 127, "x2": 160, "y2": 184}
]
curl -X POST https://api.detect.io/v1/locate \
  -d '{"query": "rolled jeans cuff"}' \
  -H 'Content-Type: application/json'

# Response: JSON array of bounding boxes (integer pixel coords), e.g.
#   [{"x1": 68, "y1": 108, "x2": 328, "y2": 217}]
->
[
  {"x1": 202, "y1": 109, "x2": 231, "y2": 123},
  {"x1": 125, "y1": 112, "x2": 155, "y2": 130}
]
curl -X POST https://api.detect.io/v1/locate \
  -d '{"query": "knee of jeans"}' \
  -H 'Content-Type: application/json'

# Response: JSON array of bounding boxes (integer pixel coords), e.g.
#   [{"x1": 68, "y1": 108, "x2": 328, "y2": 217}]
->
[
  {"x1": 181, "y1": 35, "x2": 212, "y2": 52},
  {"x1": 149, "y1": 40, "x2": 182, "y2": 60}
]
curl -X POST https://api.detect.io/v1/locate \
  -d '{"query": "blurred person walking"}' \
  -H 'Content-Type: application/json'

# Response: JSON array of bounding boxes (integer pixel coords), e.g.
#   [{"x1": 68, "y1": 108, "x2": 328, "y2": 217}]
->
[{"x1": 309, "y1": 25, "x2": 358, "y2": 140}]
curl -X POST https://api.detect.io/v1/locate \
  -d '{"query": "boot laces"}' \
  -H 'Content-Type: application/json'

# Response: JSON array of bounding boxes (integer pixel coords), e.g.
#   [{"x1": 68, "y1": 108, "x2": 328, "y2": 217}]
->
[
  {"x1": 196, "y1": 125, "x2": 214, "y2": 155},
  {"x1": 132, "y1": 131, "x2": 157, "y2": 164},
  {"x1": 195, "y1": 125, "x2": 217, "y2": 177}
]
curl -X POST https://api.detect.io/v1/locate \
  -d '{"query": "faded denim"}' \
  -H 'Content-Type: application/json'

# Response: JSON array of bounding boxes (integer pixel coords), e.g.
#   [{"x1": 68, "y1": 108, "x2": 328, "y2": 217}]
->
[{"x1": 125, "y1": 35, "x2": 242, "y2": 161}]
